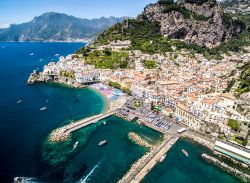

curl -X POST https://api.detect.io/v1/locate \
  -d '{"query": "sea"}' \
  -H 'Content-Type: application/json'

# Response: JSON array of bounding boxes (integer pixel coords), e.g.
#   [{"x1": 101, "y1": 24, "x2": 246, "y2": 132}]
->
[{"x1": 0, "y1": 42, "x2": 242, "y2": 183}]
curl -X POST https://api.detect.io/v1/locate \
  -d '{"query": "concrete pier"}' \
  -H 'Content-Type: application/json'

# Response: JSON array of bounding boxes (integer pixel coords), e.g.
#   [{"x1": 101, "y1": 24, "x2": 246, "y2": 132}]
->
[
  {"x1": 119, "y1": 135, "x2": 179, "y2": 183},
  {"x1": 49, "y1": 111, "x2": 116, "y2": 142}
]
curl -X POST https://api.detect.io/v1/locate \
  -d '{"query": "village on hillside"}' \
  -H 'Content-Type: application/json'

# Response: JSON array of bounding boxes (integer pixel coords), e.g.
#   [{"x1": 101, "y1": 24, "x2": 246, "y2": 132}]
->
[{"x1": 28, "y1": 39, "x2": 250, "y2": 148}]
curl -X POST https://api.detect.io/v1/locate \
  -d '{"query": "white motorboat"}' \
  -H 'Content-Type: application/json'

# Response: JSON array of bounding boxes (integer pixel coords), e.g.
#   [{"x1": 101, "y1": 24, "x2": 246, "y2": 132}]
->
[
  {"x1": 40, "y1": 107, "x2": 47, "y2": 111},
  {"x1": 98, "y1": 140, "x2": 107, "y2": 146},
  {"x1": 73, "y1": 141, "x2": 79, "y2": 149},
  {"x1": 159, "y1": 154, "x2": 166, "y2": 162}
]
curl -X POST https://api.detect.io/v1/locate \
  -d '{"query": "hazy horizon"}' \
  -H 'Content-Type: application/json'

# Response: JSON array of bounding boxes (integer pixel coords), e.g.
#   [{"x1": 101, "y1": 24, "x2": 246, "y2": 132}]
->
[{"x1": 0, "y1": 0, "x2": 157, "y2": 28}]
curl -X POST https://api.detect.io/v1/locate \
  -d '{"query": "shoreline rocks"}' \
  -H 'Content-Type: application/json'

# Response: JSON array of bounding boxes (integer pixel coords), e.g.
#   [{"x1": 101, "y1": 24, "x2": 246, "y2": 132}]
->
[
  {"x1": 128, "y1": 132, "x2": 153, "y2": 149},
  {"x1": 202, "y1": 153, "x2": 250, "y2": 182}
]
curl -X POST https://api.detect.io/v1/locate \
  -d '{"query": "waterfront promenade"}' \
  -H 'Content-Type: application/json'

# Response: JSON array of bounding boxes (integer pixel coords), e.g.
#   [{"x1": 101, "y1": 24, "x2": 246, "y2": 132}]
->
[{"x1": 119, "y1": 135, "x2": 179, "y2": 183}]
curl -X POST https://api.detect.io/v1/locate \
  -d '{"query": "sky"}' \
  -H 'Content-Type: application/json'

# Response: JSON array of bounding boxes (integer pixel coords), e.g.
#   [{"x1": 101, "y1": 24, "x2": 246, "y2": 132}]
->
[{"x1": 0, "y1": 0, "x2": 158, "y2": 28}]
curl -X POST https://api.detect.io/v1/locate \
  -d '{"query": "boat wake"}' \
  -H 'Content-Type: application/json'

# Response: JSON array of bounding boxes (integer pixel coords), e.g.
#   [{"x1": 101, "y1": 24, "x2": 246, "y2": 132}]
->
[{"x1": 78, "y1": 161, "x2": 101, "y2": 183}]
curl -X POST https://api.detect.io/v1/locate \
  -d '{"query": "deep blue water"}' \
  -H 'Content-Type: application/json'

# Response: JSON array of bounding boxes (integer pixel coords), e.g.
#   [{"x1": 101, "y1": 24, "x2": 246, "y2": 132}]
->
[{"x1": 0, "y1": 42, "x2": 106, "y2": 182}]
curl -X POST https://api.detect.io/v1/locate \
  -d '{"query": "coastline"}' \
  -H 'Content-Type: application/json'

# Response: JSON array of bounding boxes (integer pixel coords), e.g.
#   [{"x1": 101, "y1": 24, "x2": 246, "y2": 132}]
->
[
  {"x1": 181, "y1": 131, "x2": 250, "y2": 181},
  {"x1": 88, "y1": 86, "x2": 110, "y2": 113}
]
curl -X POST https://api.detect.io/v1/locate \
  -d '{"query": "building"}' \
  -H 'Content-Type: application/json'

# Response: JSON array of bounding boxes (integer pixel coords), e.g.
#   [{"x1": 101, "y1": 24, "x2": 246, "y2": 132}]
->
[
  {"x1": 75, "y1": 72, "x2": 100, "y2": 84},
  {"x1": 175, "y1": 103, "x2": 201, "y2": 130},
  {"x1": 214, "y1": 141, "x2": 250, "y2": 165}
]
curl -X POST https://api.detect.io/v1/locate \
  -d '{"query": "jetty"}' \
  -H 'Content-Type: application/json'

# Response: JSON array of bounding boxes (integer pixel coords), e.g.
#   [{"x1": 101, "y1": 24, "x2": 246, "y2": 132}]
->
[
  {"x1": 49, "y1": 111, "x2": 116, "y2": 142},
  {"x1": 119, "y1": 135, "x2": 179, "y2": 183}
]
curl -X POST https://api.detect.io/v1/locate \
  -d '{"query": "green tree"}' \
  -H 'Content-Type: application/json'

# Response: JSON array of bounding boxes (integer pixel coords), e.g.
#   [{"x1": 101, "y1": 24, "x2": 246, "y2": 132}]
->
[{"x1": 228, "y1": 119, "x2": 240, "y2": 131}]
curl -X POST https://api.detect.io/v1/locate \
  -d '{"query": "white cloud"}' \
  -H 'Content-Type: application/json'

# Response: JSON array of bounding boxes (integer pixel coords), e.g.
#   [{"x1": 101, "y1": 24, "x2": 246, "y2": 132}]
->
[{"x1": 0, "y1": 24, "x2": 10, "y2": 29}]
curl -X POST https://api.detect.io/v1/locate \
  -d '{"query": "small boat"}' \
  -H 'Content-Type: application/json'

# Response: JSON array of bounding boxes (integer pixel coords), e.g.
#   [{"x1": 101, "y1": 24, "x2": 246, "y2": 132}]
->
[
  {"x1": 98, "y1": 140, "x2": 107, "y2": 146},
  {"x1": 73, "y1": 141, "x2": 79, "y2": 149},
  {"x1": 159, "y1": 154, "x2": 166, "y2": 162},
  {"x1": 182, "y1": 149, "x2": 188, "y2": 157},
  {"x1": 17, "y1": 100, "x2": 22, "y2": 104},
  {"x1": 55, "y1": 54, "x2": 60, "y2": 57},
  {"x1": 40, "y1": 107, "x2": 47, "y2": 111},
  {"x1": 29, "y1": 53, "x2": 34, "y2": 56},
  {"x1": 103, "y1": 121, "x2": 107, "y2": 125},
  {"x1": 39, "y1": 59, "x2": 44, "y2": 62}
]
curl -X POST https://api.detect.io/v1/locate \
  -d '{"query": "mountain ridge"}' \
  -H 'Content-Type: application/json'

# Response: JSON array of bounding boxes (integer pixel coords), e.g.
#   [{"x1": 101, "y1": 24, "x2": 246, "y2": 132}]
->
[
  {"x1": 94, "y1": 0, "x2": 245, "y2": 50},
  {"x1": 0, "y1": 12, "x2": 126, "y2": 42}
]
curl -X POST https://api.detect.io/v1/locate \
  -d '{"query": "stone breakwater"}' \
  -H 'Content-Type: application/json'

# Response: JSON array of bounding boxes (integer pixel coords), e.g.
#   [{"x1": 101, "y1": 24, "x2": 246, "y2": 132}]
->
[
  {"x1": 118, "y1": 148, "x2": 155, "y2": 183},
  {"x1": 202, "y1": 153, "x2": 250, "y2": 182},
  {"x1": 49, "y1": 124, "x2": 72, "y2": 142},
  {"x1": 128, "y1": 132, "x2": 153, "y2": 149}
]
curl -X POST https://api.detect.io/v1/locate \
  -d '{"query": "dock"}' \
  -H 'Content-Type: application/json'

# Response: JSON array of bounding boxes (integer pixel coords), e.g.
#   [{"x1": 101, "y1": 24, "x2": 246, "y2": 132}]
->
[{"x1": 119, "y1": 135, "x2": 179, "y2": 183}]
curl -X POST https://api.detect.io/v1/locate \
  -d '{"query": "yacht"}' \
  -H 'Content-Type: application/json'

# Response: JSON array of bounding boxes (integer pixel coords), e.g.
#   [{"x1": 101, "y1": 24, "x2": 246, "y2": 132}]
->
[
  {"x1": 103, "y1": 121, "x2": 107, "y2": 125},
  {"x1": 98, "y1": 140, "x2": 107, "y2": 146},
  {"x1": 17, "y1": 100, "x2": 22, "y2": 104},
  {"x1": 29, "y1": 53, "x2": 34, "y2": 56},
  {"x1": 40, "y1": 107, "x2": 47, "y2": 111}
]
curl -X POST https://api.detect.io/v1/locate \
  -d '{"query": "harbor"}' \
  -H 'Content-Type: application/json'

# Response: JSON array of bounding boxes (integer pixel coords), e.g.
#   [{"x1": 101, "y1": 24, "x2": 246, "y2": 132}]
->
[{"x1": 119, "y1": 135, "x2": 179, "y2": 183}]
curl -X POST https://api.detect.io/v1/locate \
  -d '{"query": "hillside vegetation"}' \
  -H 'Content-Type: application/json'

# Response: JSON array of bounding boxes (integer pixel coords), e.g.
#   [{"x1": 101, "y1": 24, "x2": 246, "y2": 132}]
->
[{"x1": 92, "y1": 0, "x2": 249, "y2": 59}]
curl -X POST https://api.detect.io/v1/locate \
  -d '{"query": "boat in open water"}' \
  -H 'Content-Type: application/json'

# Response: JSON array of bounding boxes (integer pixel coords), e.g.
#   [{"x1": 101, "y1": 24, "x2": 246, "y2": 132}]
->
[
  {"x1": 182, "y1": 149, "x2": 189, "y2": 157},
  {"x1": 40, "y1": 107, "x2": 47, "y2": 111},
  {"x1": 73, "y1": 141, "x2": 79, "y2": 149},
  {"x1": 98, "y1": 140, "x2": 107, "y2": 146},
  {"x1": 17, "y1": 100, "x2": 22, "y2": 104}
]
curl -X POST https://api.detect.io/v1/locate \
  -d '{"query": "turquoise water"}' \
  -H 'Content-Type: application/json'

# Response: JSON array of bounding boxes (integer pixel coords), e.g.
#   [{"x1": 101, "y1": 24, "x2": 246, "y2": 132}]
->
[
  {"x1": 0, "y1": 42, "x2": 106, "y2": 182},
  {"x1": 39, "y1": 116, "x2": 162, "y2": 182},
  {"x1": 142, "y1": 139, "x2": 242, "y2": 183}
]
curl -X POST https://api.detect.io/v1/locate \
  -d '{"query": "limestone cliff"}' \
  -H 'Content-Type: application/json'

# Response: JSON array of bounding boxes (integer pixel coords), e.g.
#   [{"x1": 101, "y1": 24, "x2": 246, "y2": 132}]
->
[{"x1": 141, "y1": 0, "x2": 243, "y2": 48}]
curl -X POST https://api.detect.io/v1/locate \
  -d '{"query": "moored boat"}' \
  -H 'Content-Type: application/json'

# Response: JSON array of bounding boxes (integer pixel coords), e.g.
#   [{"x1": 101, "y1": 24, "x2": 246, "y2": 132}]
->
[
  {"x1": 159, "y1": 154, "x2": 166, "y2": 162},
  {"x1": 182, "y1": 149, "x2": 188, "y2": 157},
  {"x1": 98, "y1": 140, "x2": 107, "y2": 146}
]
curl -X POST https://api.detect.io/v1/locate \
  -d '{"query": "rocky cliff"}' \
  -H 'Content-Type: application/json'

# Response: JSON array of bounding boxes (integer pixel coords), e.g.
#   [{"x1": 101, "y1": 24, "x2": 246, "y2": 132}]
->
[{"x1": 140, "y1": 0, "x2": 243, "y2": 48}]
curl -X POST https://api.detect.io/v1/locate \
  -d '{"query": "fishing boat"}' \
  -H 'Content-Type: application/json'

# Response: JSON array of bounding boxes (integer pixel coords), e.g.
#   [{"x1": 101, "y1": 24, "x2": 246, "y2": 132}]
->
[
  {"x1": 73, "y1": 141, "x2": 79, "y2": 149},
  {"x1": 98, "y1": 140, "x2": 107, "y2": 146},
  {"x1": 182, "y1": 149, "x2": 188, "y2": 157},
  {"x1": 159, "y1": 154, "x2": 166, "y2": 162},
  {"x1": 17, "y1": 100, "x2": 22, "y2": 104},
  {"x1": 40, "y1": 107, "x2": 47, "y2": 111}
]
